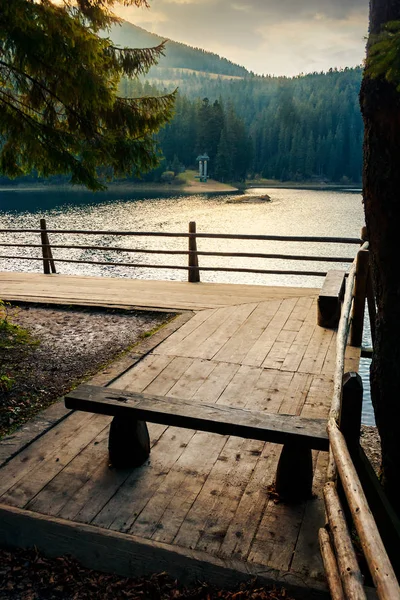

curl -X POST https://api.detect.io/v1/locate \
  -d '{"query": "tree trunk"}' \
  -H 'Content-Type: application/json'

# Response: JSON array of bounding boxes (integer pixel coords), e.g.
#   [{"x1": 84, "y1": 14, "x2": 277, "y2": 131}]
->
[{"x1": 360, "y1": 0, "x2": 400, "y2": 513}]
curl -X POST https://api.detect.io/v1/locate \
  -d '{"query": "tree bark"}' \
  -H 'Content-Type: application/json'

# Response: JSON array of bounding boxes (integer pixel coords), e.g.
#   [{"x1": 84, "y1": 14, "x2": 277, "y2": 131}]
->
[{"x1": 360, "y1": 0, "x2": 400, "y2": 513}]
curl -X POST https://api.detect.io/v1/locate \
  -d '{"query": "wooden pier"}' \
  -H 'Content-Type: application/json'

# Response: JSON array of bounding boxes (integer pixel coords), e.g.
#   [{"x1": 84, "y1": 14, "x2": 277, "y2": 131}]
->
[
  {"x1": 2, "y1": 225, "x2": 396, "y2": 599},
  {"x1": 0, "y1": 272, "x2": 360, "y2": 598}
]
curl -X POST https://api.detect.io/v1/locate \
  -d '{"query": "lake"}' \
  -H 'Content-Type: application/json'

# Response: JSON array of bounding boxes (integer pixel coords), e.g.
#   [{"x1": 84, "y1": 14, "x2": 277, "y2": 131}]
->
[{"x1": 0, "y1": 185, "x2": 374, "y2": 424}]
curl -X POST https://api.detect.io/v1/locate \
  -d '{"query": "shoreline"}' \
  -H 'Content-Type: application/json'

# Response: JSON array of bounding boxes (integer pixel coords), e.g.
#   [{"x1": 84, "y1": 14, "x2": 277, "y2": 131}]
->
[
  {"x1": 246, "y1": 182, "x2": 362, "y2": 192},
  {"x1": 0, "y1": 179, "x2": 238, "y2": 195},
  {"x1": 0, "y1": 180, "x2": 361, "y2": 195}
]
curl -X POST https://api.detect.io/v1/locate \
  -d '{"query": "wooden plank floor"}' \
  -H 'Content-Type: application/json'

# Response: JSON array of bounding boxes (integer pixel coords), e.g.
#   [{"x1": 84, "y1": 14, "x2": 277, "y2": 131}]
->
[
  {"x1": 0, "y1": 278, "x2": 360, "y2": 593},
  {"x1": 0, "y1": 271, "x2": 319, "y2": 311}
]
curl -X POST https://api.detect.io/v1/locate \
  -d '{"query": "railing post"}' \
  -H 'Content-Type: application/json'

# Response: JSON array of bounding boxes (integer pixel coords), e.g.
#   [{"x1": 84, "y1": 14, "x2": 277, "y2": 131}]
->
[
  {"x1": 188, "y1": 221, "x2": 200, "y2": 283},
  {"x1": 337, "y1": 373, "x2": 363, "y2": 525},
  {"x1": 360, "y1": 226, "x2": 376, "y2": 349},
  {"x1": 40, "y1": 218, "x2": 56, "y2": 274},
  {"x1": 350, "y1": 246, "x2": 369, "y2": 347},
  {"x1": 366, "y1": 270, "x2": 376, "y2": 348}
]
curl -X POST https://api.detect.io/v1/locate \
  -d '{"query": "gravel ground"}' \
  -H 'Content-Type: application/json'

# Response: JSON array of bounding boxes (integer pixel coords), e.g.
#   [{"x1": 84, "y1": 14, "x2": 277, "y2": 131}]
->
[{"x1": 0, "y1": 303, "x2": 173, "y2": 438}]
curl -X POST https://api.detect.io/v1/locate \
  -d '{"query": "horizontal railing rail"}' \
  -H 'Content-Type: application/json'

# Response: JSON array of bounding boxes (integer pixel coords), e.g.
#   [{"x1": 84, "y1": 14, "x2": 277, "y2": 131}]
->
[
  {"x1": 0, "y1": 219, "x2": 361, "y2": 280},
  {"x1": 0, "y1": 228, "x2": 363, "y2": 243},
  {"x1": 0, "y1": 256, "x2": 333, "y2": 277},
  {"x1": 0, "y1": 243, "x2": 356, "y2": 262}
]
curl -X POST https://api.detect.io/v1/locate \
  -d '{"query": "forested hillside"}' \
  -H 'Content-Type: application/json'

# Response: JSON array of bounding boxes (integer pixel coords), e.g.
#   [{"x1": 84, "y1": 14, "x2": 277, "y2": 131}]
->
[
  {"x1": 1, "y1": 21, "x2": 363, "y2": 186},
  {"x1": 122, "y1": 66, "x2": 363, "y2": 183},
  {"x1": 109, "y1": 21, "x2": 249, "y2": 77},
  {"x1": 114, "y1": 21, "x2": 363, "y2": 184}
]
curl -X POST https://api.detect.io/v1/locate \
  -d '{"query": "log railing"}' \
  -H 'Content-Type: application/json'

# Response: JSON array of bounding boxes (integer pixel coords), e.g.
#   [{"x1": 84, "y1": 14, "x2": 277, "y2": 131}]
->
[
  {"x1": 320, "y1": 235, "x2": 400, "y2": 599},
  {"x1": 0, "y1": 219, "x2": 361, "y2": 281}
]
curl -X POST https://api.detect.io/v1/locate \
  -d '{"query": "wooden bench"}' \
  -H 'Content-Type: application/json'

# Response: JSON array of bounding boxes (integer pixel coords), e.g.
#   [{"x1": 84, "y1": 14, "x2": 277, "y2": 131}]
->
[
  {"x1": 65, "y1": 384, "x2": 329, "y2": 503},
  {"x1": 317, "y1": 269, "x2": 346, "y2": 329}
]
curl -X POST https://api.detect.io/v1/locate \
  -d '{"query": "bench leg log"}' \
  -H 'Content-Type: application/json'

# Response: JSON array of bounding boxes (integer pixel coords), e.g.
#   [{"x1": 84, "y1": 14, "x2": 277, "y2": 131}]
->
[
  {"x1": 275, "y1": 442, "x2": 313, "y2": 502},
  {"x1": 108, "y1": 416, "x2": 150, "y2": 468}
]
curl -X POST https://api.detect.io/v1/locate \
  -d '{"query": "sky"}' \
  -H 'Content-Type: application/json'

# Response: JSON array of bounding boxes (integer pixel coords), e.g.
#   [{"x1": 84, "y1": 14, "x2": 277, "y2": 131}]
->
[{"x1": 114, "y1": 0, "x2": 369, "y2": 76}]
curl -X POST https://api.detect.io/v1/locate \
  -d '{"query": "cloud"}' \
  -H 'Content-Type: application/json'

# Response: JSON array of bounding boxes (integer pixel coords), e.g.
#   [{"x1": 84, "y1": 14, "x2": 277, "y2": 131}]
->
[{"x1": 114, "y1": 0, "x2": 369, "y2": 75}]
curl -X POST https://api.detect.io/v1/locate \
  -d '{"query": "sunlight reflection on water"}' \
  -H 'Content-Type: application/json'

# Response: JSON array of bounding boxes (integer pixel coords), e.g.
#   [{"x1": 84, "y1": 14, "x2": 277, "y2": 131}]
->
[{"x1": 0, "y1": 186, "x2": 374, "y2": 424}]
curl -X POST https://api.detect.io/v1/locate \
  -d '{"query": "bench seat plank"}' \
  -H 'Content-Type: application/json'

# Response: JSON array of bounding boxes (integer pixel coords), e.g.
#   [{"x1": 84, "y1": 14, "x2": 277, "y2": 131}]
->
[{"x1": 65, "y1": 384, "x2": 329, "y2": 451}]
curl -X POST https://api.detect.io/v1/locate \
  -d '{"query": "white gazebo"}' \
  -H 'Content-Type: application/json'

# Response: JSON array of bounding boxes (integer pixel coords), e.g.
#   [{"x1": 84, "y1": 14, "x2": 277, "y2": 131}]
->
[{"x1": 196, "y1": 153, "x2": 210, "y2": 182}]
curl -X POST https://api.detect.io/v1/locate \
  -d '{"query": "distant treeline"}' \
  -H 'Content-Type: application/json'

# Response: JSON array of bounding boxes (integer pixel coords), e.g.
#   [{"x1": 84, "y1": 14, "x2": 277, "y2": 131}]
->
[
  {"x1": 122, "y1": 66, "x2": 363, "y2": 183},
  {"x1": 0, "y1": 66, "x2": 364, "y2": 187},
  {"x1": 158, "y1": 95, "x2": 253, "y2": 182}
]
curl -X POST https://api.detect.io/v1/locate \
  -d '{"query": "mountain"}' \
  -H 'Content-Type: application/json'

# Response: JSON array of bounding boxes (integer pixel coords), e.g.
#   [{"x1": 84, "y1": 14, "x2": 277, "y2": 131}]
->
[
  {"x1": 2, "y1": 21, "x2": 363, "y2": 187},
  {"x1": 109, "y1": 21, "x2": 250, "y2": 78},
  {"x1": 113, "y1": 20, "x2": 364, "y2": 184}
]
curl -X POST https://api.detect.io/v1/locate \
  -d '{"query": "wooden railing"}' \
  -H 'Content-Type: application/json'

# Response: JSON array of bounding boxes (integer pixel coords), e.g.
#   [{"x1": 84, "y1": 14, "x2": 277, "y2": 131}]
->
[
  {"x1": 319, "y1": 234, "x2": 400, "y2": 599},
  {"x1": 0, "y1": 218, "x2": 361, "y2": 281}
]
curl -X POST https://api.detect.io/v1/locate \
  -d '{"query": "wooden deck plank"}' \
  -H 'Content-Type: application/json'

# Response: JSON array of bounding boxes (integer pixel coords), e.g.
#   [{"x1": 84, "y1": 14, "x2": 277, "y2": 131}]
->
[
  {"x1": 115, "y1": 354, "x2": 174, "y2": 392},
  {"x1": 166, "y1": 359, "x2": 219, "y2": 399},
  {"x1": 161, "y1": 305, "x2": 239, "y2": 357},
  {"x1": 320, "y1": 335, "x2": 337, "y2": 376},
  {"x1": 0, "y1": 271, "x2": 319, "y2": 311},
  {"x1": 251, "y1": 370, "x2": 295, "y2": 415},
  {"x1": 154, "y1": 309, "x2": 217, "y2": 354},
  {"x1": 216, "y1": 365, "x2": 263, "y2": 409},
  {"x1": 297, "y1": 328, "x2": 334, "y2": 376},
  {"x1": 278, "y1": 372, "x2": 314, "y2": 416},
  {"x1": 241, "y1": 298, "x2": 298, "y2": 367},
  {"x1": 262, "y1": 334, "x2": 298, "y2": 370},
  {"x1": 144, "y1": 356, "x2": 194, "y2": 396},
  {"x1": 145, "y1": 357, "x2": 249, "y2": 546},
  {"x1": 245, "y1": 377, "x2": 322, "y2": 572},
  {"x1": 0, "y1": 277, "x2": 362, "y2": 594},
  {"x1": 191, "y1": 362, "x2": 240, "y2": 404},
  {"x1": 129, "y1": 431, "x2": 227, "y2": 540},
  {"x1": 280, "y1": 300, "x2": 318, "y2": 372},
  {"x1": 195, "y1": 438, "x2": 265, "y2": 555},
  {"x1": 156, "y1": 436, "x2": 245, "y2": 547},
  {"x1": 171, "y1": 364, "x2": 263, "y2": 552},
  {"x1": 92, "y1": 425, "x2": 196, "y2": 531},
  {"x1": 57, "y1": 424, "x2": 168, "y2": 523},
  {"x1": 243, "y1": 353, "x2": 320, "y2": 572},
  {"x1": 188, "y1": 303, "x2": 258, "y2": 360},
  {"x1": 213, "y1": 300, "x2": 282, "y2": 364},
  {"x1": 1, "y1": 415, "x2": 109, "y2": 509},
  {"x1": 26, "y1": 428, "x2": 110, "y2": 517},
  {"x1": 247, "y1": 500, "x2": 305, "y2": 570},
  {"x1": 0, "y1": 412, "x2": 95, "y2": 498},
  {"x1": 162, "y1": 345, "x2": 269, "y2": 554},
  {"x1": 300, "y1": 375, "x2": 334, "y2": 420},
  {"x1": 218, "y1": 441, "x2": 280, "y2": 560},
  {"x1": 284, "y1": 296, "x2": 314, "y2": 327},
  {"x1": 290, "y1": 452, "x2": 328, "y2": 580}
]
